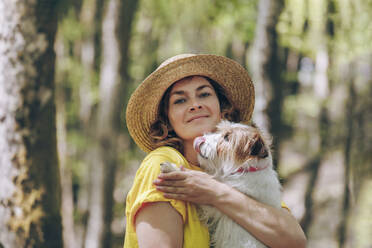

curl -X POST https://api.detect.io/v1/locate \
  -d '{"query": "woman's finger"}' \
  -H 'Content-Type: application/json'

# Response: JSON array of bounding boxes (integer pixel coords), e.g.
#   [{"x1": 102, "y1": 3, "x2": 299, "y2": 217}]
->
[
  {"x1": 158, "y1": 171, "x2": 187, "y2": 180},
  {"x1": 156, "y1": 185, "x2": 187, "y2": 194},
  {"x1": 153, "y1": 179, "x2": 185, "y2": 187}
]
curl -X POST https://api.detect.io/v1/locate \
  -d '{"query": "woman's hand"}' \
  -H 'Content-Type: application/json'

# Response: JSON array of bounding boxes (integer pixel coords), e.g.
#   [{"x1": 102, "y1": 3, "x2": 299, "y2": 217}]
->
[{"x1": 153, "y1": 167, "x2": 222, "y2": 205}]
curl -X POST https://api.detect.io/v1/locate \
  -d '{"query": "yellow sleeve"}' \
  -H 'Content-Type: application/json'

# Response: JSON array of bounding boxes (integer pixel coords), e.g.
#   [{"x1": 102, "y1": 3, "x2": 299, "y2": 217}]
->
[{"x1": 126, "y1": 148, "x2": 187, "y2": 228}]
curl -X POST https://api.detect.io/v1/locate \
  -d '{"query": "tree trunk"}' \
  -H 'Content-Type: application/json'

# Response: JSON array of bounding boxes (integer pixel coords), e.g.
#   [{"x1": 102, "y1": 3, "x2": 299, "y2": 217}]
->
[
  {"x1": 0, "y1": 1, "x2": 63, "y2": 247},
  {"x1": 338, "y1": 75, "x2": 355, "y2": 248},
  {"x1": 299, "y1": 155, "x2": 321, "y2": 233},
  {"x1": 340, "y1": 58, "x2": 372, "y2": 247},
  {"x1": 70, "y1": 0, "x2": 106, "y2": 247},
  {"x1": 83, "y1": 0, "x2": 138, "y2": 247},
  {"x1": 248, "y1": 0, "x2": 284, "y2": 167},
  {"x1": 56, "y1": 82, "x2": 76, "y2": 248},
  {"x1": 79, "y1": 0, "x2": 105, "y2": 126}
]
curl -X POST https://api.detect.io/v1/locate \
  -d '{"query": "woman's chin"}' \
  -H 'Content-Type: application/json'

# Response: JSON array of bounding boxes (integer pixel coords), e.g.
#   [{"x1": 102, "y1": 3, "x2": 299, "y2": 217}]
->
[
  {"x1": 177, "y1": 120, "x2": 220, "y2": 141},
  {"x1": 190, "y1": 127, "x2": 214, "y2": 138}
]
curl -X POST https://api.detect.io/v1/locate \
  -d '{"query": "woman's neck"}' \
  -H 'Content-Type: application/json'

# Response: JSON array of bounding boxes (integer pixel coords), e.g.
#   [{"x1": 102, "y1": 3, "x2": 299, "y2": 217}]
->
[{"x1": 183, "y1": 140, "x2": 199, "y2": 166}]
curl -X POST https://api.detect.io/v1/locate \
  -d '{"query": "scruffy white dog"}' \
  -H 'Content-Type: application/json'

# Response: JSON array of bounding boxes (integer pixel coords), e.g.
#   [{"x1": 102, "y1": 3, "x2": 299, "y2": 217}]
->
[{"x1": 160, "y1": 120, "x2": 281, "y2": 248}]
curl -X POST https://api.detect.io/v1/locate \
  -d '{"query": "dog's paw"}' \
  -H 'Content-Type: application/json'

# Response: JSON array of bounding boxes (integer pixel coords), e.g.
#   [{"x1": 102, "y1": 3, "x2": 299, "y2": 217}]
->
[{"x1": 160, "y1": 161, "x2": 180, "y2": 173}]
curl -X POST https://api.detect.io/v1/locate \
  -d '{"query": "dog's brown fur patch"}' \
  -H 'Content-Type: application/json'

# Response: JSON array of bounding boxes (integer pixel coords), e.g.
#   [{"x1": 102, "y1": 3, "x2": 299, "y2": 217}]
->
[{"x1": 216, "y1": 125, "x2": 269, "y2": 165}]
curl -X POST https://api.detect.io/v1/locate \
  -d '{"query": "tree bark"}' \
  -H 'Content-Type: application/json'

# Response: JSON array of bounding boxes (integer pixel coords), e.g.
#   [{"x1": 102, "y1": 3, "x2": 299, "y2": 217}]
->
[
  {"x1": 248, "y1": 0, "x2": 284, "y2": 167},
  {"x1": 338, "y1": 74, "x2": 355, "y2": 248},
  {"x1": 0, "y1": 0, "x2": 63, "y2": 247},
  {"x1": 339, "y1": 58, "x2": 372, "y2": 247},
  {"x1": 79, "y1": 0, "x2": 105, "y2": 126},
  {"x1": 56, "y1": 82, "x2": 76, "y2": 248},
  {"x1": 83, "y1": 0, "x2": 138, "y2": 247}
]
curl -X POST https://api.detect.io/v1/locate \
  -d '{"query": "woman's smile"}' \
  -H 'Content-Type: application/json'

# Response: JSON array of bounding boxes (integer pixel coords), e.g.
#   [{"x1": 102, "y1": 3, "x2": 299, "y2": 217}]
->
[{"x1": 187, "y1": 114, "x2": 209, "y2": 123}]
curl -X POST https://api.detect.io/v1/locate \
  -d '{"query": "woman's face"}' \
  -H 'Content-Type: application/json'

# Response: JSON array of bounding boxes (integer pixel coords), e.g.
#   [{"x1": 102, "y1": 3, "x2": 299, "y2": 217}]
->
[{"x1": 167, "y1": 76, "x2": 221, "y2": 142}]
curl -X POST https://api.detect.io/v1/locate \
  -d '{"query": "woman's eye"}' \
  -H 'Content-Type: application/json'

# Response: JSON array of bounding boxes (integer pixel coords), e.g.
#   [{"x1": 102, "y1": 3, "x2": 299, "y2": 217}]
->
[
  {"x1": 200, "y1": 92, "x2": 211, "y2": 98},
  {"x1": 174, "y1": 98, "x2": 186, "y2": 104}
]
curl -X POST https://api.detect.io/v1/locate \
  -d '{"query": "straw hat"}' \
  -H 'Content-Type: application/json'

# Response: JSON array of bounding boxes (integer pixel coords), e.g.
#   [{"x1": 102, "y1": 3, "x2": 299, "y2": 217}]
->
[{"x1": 126, "y1": 54, "x2": 255, "y2": 153}]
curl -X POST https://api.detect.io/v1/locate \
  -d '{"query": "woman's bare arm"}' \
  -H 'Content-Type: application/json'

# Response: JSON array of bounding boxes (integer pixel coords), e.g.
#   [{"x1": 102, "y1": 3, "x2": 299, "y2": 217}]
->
[
  {"x1": 154, "y1": 169, "x2": 306, "y2": 248},
  {"x1": 211, "y1": 182, "x2": 306, "y2": 248},
  {"x1": 135, "y1": 202, "x2": 183, "y2": 248}
]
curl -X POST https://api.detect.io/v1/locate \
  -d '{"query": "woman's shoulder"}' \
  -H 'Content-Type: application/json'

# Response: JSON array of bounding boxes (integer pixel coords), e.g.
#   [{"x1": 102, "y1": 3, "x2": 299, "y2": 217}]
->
[
  {"x1": 145, "y1": 146, "x2": 185, "y2": 164},
  {"x1": 142, "y1": 146, "x2": 187, "y2": 168},
  {"x1": 130, "y1": 147, "x2": 185, "y2": 189}
]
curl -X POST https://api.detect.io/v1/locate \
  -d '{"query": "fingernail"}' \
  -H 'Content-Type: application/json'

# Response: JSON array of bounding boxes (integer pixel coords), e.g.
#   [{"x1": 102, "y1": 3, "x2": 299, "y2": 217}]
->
[{"x1": 153, "y1": 179, "x2": 163, "y2": 184}]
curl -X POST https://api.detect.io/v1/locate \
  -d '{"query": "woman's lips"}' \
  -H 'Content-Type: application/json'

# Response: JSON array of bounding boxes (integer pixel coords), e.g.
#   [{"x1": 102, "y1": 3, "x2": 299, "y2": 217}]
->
[{"x1": 187, "y1": 115, "x2": 208, "y2": 122}]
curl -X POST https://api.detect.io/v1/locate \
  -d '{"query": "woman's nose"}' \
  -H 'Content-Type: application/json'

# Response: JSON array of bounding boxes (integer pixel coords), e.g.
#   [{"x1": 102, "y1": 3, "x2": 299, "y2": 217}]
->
[{"x1": 189, "y1": 102, "x2": 202, "y2": 111}]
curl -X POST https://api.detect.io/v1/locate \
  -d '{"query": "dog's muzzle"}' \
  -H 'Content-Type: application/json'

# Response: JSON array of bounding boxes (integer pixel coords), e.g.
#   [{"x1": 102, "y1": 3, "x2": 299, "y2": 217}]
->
[{"x1": 193, "y1": 136, "x2": 206, "y2": 154}]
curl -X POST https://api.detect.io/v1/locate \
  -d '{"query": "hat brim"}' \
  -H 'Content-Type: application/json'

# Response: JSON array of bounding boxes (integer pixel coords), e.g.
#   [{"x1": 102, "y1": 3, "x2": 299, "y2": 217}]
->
[{"x1": 126, "y1": 54, "x2": 255, "y2": 153}]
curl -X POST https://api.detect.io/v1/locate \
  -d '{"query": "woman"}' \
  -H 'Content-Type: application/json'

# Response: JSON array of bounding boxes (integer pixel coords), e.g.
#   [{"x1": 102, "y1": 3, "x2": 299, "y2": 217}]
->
[{"x1": 124, "y1": 54, "x2": 306, "y2": 248}]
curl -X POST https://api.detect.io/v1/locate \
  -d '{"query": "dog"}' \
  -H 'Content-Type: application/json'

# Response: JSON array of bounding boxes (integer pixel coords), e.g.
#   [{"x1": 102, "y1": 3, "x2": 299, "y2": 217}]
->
[{"x1": 160, "y1": 120, "x2": 281, "y2": 248}]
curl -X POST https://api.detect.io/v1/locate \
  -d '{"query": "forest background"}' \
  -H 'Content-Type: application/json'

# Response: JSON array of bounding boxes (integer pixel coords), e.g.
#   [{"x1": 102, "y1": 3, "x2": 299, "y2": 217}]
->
[{"x1": 0, "y1": 0, "x2": 371, "y2": 247}]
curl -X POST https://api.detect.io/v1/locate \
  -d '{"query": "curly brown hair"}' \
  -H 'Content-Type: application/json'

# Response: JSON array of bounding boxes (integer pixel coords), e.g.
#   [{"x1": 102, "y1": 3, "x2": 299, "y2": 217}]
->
[{"x1": 149, "y1": 76, "x2": 241, "y2": 153}]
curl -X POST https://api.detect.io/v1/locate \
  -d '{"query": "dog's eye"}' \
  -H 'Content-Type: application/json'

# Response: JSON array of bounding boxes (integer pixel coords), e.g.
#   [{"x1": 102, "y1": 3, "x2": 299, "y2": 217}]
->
[{"x1": 224, "y1": 134, "x2": 229, "y2": 141}]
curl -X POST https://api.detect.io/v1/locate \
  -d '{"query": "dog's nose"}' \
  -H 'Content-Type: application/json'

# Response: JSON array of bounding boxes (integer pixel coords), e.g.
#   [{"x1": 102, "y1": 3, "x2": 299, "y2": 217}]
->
[{"x1": 193, "y1": 136, "x2": 206, "y2": 153}]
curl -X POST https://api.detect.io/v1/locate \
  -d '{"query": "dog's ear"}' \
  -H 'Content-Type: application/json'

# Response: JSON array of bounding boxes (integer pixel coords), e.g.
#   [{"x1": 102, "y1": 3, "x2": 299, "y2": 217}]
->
[
  {"x1": 250, "y1": 135, "x2": 268, "y2": 159},
  {"x1": 235, "y1": 133, "x2": 269, "y2": 163}
]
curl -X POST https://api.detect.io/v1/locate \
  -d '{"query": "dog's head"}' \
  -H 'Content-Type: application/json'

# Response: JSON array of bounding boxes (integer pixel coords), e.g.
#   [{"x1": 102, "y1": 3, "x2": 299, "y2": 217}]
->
[{"x1": 193, "y1": 120, "x2": 272, "y2": 174}]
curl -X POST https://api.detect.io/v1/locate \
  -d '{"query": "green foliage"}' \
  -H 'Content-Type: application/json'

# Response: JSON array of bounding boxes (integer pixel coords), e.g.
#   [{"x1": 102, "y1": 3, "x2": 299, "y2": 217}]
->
[
  {"x1": 59, "y1": 8, "x2": 84, "y2": 42},
  {"x1": 129, "y1": 0, "x2": 258, "y2": 89},
  {"x1": 278, "y1": 0, "x2": 372, "y2": 59},
  {"x1": 277, "y1": 0, "x2": 307, "y2": 52}
]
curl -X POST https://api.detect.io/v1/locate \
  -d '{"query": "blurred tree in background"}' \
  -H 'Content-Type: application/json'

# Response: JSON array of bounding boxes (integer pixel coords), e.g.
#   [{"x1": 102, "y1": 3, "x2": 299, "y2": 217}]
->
[
  {"x1": 1, "y1": 0, "x2": 371, "y2": 247},
  {"x1": 0, "y1": 0, "x2": 62, "y2": 247}
]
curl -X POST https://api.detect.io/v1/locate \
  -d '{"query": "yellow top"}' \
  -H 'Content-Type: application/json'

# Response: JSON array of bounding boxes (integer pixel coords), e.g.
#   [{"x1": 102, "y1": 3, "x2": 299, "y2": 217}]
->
[
  {"x1": 123, "y1": 146, "x2": 210, "y2": 248},
  {"x1": 123, "y1": 146, "x2": 290, "y2": 248}
]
